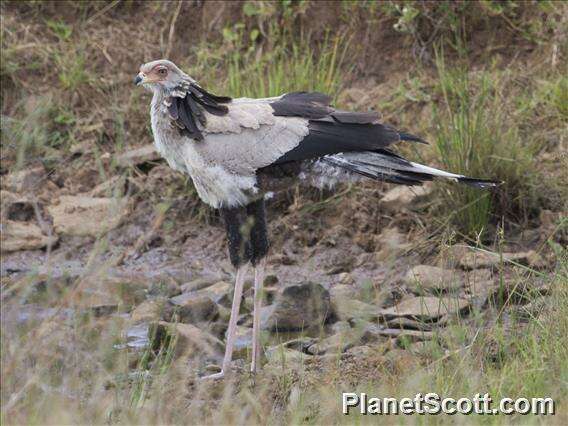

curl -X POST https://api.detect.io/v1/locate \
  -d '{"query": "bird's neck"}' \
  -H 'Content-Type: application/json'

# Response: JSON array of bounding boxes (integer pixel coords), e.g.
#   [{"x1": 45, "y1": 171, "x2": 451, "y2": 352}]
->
[{"x1": 151, "y1": 89, "x2": 169, "y2": 114}]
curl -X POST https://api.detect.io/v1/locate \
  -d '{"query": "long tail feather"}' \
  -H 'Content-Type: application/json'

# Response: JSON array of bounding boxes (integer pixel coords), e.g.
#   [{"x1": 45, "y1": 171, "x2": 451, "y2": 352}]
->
[{"x1": 323, "y1": 150, "x2": 501, "y2": 188}]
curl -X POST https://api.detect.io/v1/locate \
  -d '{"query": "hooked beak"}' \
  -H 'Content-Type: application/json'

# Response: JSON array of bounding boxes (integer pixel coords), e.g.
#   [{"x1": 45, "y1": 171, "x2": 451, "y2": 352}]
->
[{"x1": 134, "y1": 73, "x2": 144, "y2": 85}]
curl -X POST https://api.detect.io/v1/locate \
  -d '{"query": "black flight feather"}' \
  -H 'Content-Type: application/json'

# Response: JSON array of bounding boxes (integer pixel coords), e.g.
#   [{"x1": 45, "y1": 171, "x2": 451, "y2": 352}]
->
[
  {"x1": 177, "y1": 96, "x2": 203, "y2": 140},
  {"x1": 270, "y1": 91, "x2": 426, "y2": 164},
  {"x1": 185, "y1": 95, "x2": 206, "y2": 127}
]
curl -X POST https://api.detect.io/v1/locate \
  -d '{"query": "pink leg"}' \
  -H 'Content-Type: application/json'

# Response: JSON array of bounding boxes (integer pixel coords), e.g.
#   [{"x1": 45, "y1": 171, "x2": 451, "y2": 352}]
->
[
  {"x1": 251, "y1": 257, "x2": 266, "y2": 373},
  {"x1": 202, "y1": 265, "x2": 248, "y2": 380}
]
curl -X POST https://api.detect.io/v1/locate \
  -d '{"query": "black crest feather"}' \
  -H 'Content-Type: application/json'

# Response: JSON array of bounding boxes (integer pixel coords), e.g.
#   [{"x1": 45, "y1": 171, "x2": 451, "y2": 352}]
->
[{"x1": 168, "y1": 83, "x2": 231, "y2": 140}]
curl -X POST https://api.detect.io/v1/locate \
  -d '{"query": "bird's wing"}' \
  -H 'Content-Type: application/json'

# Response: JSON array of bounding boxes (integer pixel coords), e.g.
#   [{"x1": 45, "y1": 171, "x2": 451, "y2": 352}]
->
[
  {"x1": 168, "y1": 88, "x2": 424, "y2": 175},
  {"x1": 266, "y1": 92, "x2": 426, "y2": 164}
]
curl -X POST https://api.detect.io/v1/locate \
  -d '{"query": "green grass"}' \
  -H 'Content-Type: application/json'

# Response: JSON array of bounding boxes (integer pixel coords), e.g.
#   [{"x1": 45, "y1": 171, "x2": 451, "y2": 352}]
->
[
  {"x1": 225, "y1": 34, "x2": 348, "y2": 99},
  {"x1": 431, "y1": 53, "x2": 539, "y2": 238}
]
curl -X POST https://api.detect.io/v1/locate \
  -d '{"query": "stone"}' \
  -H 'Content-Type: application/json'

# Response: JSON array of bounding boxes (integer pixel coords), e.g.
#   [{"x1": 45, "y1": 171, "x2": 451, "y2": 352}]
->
[
  {"x1": 191, "y1": 281, "x2": 236, "y2": 307},
  {"x1": 2, "y1": 166, "x2": 44, "y2": 192},
  {"x1": 282, "y1": 337, "x2": 317, "y2": 352},
  {"x1": 374, "y1": 227, "x2": 411, "y2": 261},
  {"x1": 169, "y1": 295, "x2": 218, "y2": 324},
  {"x1": 379, "y1": 296, "x2": 470, "y2": 321},
  {"x1": 404, "y1": 265, "x2": 462, "y2": 294},
  {"x1": 338, "y1": 272, "x2": 355, "y2": 285},
  {"x1": 147, "y1": 279, "x2": 181, "y2": 298},
  {"x1": 332, "y1": 298, "x2": 377, "y2": 322},
  {"x1": 406, "y1": 340, "x2": 439, "y2": 355},
  {"x1": 263, "y1": 282, "x2": 331, "y2": 332},
  {"x1": 444, "y1": 245, "x2": 546, "y2": 270},
  {"x1": 395, "y1": 330, "x2": 435, "y2": 346},
  {"x1": 361, "y1": 324, "x2": 395, "y2": 343},
  {"x1": 89, "y1": 176, "x2": 126, "y2": 198},
  {"x1": 73, "y1": 275, "x2": 147, "y2": 315},
  {"x1": 329, "y1": 284, "x2": 358, "y2": 300},
  {"x1": 386, "y1": 316, "x2": 433, "y2": 331},
  {"x1": 47, "y1": 196, "x2": 130, "y2": 237},
  {"x1": 1, "y1": 190, "x2": 35, "y2": 221},
  {"x1": 0, "y1": 220, "x2": 58, "y2": 252},
  {"x1": 307, "y1": 331, "x2": 356, "y2": 355},
  {"x1": 331, "y1": 321, "x2": 352, "y2": 334},
  {"x1": 345, "y1": 345, "x2": 374, "y2": 358},
  {"x1": 115, "y1": 144, "x2": 160, "y2": 167},
  {"x1": 130, "y1": 299, "x2": 172, "y2": 324},
  {"x1": 180, "y1": 275, "x2": 225, "y2": 293},
  {"x1": 381, "y1": 184, "x2": 432, "y2": 210},
  {"x1": 265, "y1": 346, "x2": 308, "y2": 367},
  {"x1": 150, "y1": 321, "x2": 223, "y2": 359},
  {"x1": 325, "y1": 253, "x2": 355, "y2": 275}
]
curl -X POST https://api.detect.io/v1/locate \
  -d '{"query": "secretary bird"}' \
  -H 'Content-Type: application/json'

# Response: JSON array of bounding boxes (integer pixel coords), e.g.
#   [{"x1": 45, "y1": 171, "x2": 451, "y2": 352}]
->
[{"x1": 135, "y1": 59, "x2": 497, "y2": 379}]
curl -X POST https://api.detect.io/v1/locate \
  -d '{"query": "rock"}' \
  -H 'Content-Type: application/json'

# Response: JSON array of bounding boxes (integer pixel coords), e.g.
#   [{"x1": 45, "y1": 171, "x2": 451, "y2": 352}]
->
[
  {"x1": 374, "y1": 227, "x2": 411, "y2": 261},
  {"x1": 325, "y1": 253, "x2": 355, "y2": 275},
  {"x1": 180, "y1": 276, "x2": 225, "y2": 293},
  {"x1": 147, "y1": 279, "x2": 181, "y2": 298},
  {"x1": 462, "y1": 268, "x2": 493, "y2": 285},
  {"x1": 264, "y1": 275, "x2": 279, "y2": 287},
  {"x1": 345, "y1": 345, "x2": 375, "y2": 358},
  {"x1": 307, "y1": 331, "x2": 356, "y2": 355},
  {"x1": 169, "y1": 295, "x2": 218, "y2": 323},
  {"x1": 511, "y1": 297, "x2": 548, "y2": 320},
  {"x1": 263, "y1": 282, "x2": 330, "y2": 332},
  {"x1": 282, "y1": 337, "x2": 318, "y2": 352},
  {"x1": 150, "y1": 321, "x2": 223, "y2": 359},
  {"x1": 47, "y1": 196, "x2": 130, "y2": 237},
  {"x1": 386, "y1": 316, "x2": 433, "y2": 331},
  {"x1": 204, "y1": 321, "x2": 228, "y2": 340},
  {"x1": 464, "y1": 277, "x2": 499, "y2": 310},
  {"x1": 338, "y1": 272, "x2": 354, "y2": 285},
  {"x1": 1, "y1": 190, "x2": 35, "y2": 221},
  {"x1": 395, "y1": 330, "x2": 435, "y2": 346},
  {"x1": 381, "y1": 184, "x2": 432, "y2": 210},
  {"x1": 1, "y1": 220, "x2": 58, "y2": 252},
  {"x1": 361, "y1": 324, "x2": 394, "y2": 343},
  {"x1": 331, "y1": 321, "x2": 352, "y2": 334},
  {"x1": 444, "y1": 245, "x2": 546, "y2": 270},
  {"x1": 2, "y1": 166, "x2": 44, "y2": 192},
  {"x1": 406, "y1": 340, "x2": 441, "y2": 356},
  {"x1": 265, "y1": 346, "x2": 308, "y2": 366},
  {"x1": 73, "y1": 276, "x2": 147, "y2": 315},
  {"x1": 404, "y1": 265, "x2": 462, "y2": 294},
  {"x1": 329, "y1": 284, "x2": 358, "y2": 300},
  {"x1": 379, "y1": 296, "x2": 470, "y2": 321},
  {"x1": 130, "y1": 299, "x2": 172, "y2": 323},
  {"x1": 190, "y1": 280, "x2": 236, "y2": 307},
  {"x1": 332, "y1": 298, "x2": 377, "y2": 322},
  {"x1": 115, "y1": 144, "x2": 160, "y2": 167},
  {"x1": 89, "y1": 176, "x2": 126, "y2": 197}
]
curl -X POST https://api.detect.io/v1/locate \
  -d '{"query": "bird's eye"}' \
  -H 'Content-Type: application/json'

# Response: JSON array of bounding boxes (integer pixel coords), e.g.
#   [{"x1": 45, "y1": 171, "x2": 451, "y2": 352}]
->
[{"x1": 158, "y1": 68, "x2": 168, "y2": 76}]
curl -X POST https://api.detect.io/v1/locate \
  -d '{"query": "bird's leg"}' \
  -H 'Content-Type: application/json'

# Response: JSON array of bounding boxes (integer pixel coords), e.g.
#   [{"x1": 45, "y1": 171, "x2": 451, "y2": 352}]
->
[
  {"x1": 251, "y1": 257, "x2": 266, "y2": 374},
  {"x1": 202, "y1": 206, "x2": 251, "y2": 380},
  {"x1": 223, "y1": 265, "x2": 248, "y2": 371},
  {"x1": 202, "y1": 266, "x2": 247, "y2": 380},
  {"x1": 247, "y1": 198, "x2": 269, "y2": 374}
]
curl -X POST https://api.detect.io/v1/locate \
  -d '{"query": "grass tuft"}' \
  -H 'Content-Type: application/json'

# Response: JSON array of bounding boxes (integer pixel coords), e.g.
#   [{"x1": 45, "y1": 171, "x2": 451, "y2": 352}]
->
[{"x1": 432, "y1": 52, "x2": 539, "y2": 238}]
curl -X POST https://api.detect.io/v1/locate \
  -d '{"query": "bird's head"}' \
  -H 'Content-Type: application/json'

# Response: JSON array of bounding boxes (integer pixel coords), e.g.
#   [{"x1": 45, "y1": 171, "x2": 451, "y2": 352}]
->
[{"x1": 134, "y1": 59, "x2": 193, "y2": 93}]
